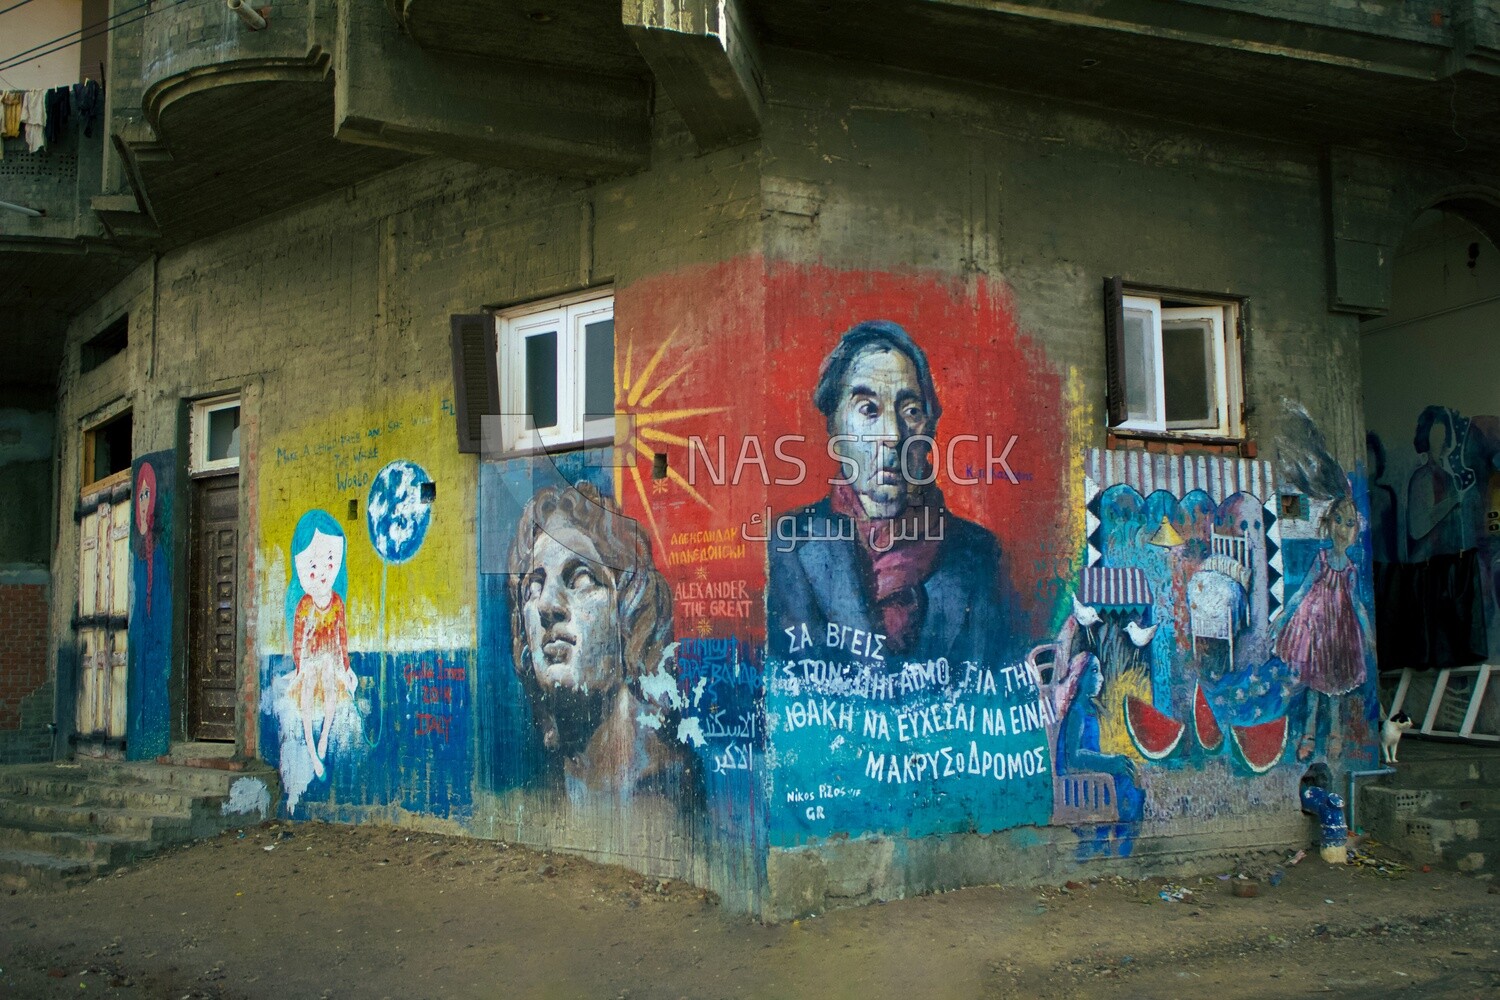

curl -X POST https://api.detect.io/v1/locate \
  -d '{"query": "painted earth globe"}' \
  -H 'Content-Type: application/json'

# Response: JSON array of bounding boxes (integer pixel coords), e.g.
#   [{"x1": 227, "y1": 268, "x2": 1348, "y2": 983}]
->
[{"x1": 366, "y1": 460, "x2": 433, "y2": 564}]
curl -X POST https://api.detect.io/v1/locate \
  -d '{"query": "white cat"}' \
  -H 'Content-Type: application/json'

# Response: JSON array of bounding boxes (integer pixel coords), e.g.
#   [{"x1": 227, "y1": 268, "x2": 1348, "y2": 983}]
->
[{"x1": 1381, "y1": 711, "x2": 1414, "y2": 764}]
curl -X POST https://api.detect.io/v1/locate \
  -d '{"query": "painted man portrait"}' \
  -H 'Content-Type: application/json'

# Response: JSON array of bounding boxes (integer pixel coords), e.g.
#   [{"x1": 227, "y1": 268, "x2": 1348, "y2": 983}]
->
[
  {"x1": 768, "y1": 319, "x2": 1012, "y2": 664},
  {"x1": 507, "y1": 482, "x2": 701, "y2": 808}
]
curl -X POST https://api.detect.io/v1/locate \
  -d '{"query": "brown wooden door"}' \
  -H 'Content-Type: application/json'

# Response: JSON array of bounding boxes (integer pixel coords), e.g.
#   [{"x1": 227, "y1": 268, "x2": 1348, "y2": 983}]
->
[{"x1": 189, "y1": 474, "x2": 239, "y2": 741}]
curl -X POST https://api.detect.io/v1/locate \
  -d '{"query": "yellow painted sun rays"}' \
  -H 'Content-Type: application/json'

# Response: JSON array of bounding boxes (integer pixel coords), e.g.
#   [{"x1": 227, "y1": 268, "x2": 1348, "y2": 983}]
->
[{"x1": 613, "y1": 325, "x2": 729, "y2": 553}]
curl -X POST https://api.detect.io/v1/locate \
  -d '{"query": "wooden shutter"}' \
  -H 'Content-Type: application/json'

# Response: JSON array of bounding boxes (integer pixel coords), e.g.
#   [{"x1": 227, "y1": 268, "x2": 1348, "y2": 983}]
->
[
  {"x1": 450, "y1": 314, "x2": 499, "y2": 454},
  {"x1": 1103, "y1": 276, "x2": 1127, "y2": 427}
]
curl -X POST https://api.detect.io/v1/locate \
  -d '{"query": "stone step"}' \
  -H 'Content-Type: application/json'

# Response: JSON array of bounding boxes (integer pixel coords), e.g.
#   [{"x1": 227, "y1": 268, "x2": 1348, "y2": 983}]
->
[
  {"x1": 0, "y1": 793, "x2": 221, "y2": 840},
  {"x1": 0, "y1": 758, "x2": 279, "y2": 891},
  {"x1": 0, "y1": 822, "x2": 156, "y2": 866},
  {"x1": 80, "y1": 759, "x2": 270, "y2": 797},
  {"x1": 1376, "y1": 751, "x2": 1500, "y2": 788},
  {"x1": 0, "y1": 773, "x2": 216, "y2": 813},
  {"x1": 0, "y1": 849, "x2": 102, "y2": 892}
]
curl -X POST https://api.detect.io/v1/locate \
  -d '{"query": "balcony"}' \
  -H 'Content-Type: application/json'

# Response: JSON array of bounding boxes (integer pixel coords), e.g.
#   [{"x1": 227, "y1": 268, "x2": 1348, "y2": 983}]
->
[{"x1": 100, "y1": 0, "x2": 411, "y2": 247}]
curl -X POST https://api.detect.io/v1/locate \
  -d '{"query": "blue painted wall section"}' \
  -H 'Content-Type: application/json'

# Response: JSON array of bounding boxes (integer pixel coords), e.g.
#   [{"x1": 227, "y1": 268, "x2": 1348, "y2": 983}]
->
[
  {"x1": 260, "y1": 648, "x2": 473, "y2": 819},
  {"x1": 476, "y1": 447, "x2": 768, "y2": 908},
  {"x1": 127, "y1": 450, "x2": 173, "y2": 760}
]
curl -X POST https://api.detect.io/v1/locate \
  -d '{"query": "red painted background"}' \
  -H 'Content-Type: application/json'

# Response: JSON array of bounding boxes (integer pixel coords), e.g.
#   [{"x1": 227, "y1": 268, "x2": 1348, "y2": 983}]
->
[{"x1": 616, "y1": 257, "x2": 1074, "y2": 649}]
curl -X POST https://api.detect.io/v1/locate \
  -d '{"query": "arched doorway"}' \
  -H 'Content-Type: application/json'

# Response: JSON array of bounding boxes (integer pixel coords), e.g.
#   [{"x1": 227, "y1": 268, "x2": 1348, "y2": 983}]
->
[{"x1": 1360, "y1": 206, "x2": 1500, "y2": 739}]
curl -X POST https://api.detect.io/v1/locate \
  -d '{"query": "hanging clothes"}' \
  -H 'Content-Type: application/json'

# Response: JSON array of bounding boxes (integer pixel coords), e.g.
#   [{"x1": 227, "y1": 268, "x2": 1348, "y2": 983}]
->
[
  {"x1": 73, "y1": 80, "x2": 103, "y2": 138},
  {"x1": 1, "y1": 92, "x2": 21, "y2": 139},
  {"x1": 20, "y1": 89, "x2": 46, "y2": 153},
  {"x1": 44, "y1": 86, "x2": 71, "y2": 146}
]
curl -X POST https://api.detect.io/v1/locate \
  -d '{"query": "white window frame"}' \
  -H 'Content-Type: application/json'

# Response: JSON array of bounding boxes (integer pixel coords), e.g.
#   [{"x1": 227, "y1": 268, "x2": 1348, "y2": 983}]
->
[
  {"x1": 494, "y1": 289, "x2": 616, "y2": 455},
  {"x1": 1116, "y1": 293, "x2": 1242, "y2": 439},
  {"x1": 190, "y1": 394, "x2": 241, "y2": 474}
]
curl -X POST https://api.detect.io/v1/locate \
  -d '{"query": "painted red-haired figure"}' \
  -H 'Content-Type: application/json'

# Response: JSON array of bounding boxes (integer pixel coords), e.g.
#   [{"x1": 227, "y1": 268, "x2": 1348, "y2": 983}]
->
[{"x1": 134, "y1": 462, "x2": 157, "y2": 613}]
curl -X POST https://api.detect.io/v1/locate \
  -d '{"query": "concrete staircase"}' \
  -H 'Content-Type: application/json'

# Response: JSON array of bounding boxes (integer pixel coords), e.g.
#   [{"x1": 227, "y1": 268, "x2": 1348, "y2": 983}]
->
[
  {"x1": 0, "y1": 751, "x2": 279, "y2": 891},
  {"x1": 1360, "y1": 739, "x2": 1500, "y2": 875}
]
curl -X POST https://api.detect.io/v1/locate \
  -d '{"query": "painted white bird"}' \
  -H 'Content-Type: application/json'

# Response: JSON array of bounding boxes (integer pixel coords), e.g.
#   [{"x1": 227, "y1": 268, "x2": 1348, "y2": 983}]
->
[
  {"x1": 1071, "y1": 594, "x2": 1101, "y2": 627},
  {"x1": 1124, "y1": 621, "x2": 1158, "y2": 647}
]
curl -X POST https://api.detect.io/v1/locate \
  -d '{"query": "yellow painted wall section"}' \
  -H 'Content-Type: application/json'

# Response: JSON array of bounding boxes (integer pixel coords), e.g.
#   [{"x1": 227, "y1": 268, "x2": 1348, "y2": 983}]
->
[{"x1": 256, "y1": 392, "x2": 475, "y2": 655}]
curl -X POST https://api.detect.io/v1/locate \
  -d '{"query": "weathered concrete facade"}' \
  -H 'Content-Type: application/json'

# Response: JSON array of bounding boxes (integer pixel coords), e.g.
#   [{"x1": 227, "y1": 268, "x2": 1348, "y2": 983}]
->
[{"x1": 6, "y1": 1, "x2": 1500, "y2": 918}]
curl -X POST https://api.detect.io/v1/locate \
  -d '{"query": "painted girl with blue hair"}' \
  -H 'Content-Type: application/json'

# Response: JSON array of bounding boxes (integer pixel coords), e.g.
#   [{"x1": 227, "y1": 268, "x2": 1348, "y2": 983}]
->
[{"x1": 285, "y1": 509, "x2": 356, "y2": 779}]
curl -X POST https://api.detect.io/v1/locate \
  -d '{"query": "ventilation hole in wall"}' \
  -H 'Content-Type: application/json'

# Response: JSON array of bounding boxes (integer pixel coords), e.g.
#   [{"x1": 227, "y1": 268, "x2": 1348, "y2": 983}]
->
[
  {"x1": 81, "y1": 315, "x2": 128, "y2": 374},
  {"x1": 1458, "y1": 800, "x2": 1473, "y2": 811},
  {"x1": 347, "y1": 499, "x2": 358, "y2": 521}
]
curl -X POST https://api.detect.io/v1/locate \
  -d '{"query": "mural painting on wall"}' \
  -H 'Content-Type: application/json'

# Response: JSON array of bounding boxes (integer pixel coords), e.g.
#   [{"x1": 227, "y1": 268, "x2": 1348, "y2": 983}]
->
[
  {"x1": 505, "y1": 482, "x2": 702, "y2": 810},
  {"x1": 1368, "y1": 406, "x2": 1499, "y2": 672},
  {"x1": 754, "y1": 264, "x2": 1080, "y2": 851},
  {"x1": 1040, "y1": 399, "x2": 1380, "y2": 856},
  {"x1": 1275, "y1": 403, "x2": 1375, "y2": 763},
  {"x1": 260, "y1": 398, "x2": 472, "y2": 818},
  {"x1": 283, "y1": 509, "x2": 357, "y2": 785},
  {"x1": 127, "y1": 452, "x2": 173, "y2": 760},
  {"x1": 135, "y1": 462, "x2": 159, "y2": 612},
  {"x1": 765, "y1": 318, "x2": 1054, "y2": 844},
  {"x1": 1060, "y1": 447, "x2": 1285, "y2": 854}
]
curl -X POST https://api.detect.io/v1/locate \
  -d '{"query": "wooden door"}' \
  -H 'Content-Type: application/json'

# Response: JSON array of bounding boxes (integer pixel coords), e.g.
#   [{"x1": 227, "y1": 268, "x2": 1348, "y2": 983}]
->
[
  {"x1": 188, "y1": 474, "x2": 239, "y2": 741},
  {"x1": 75, "y1": 480, "x2": 130, "y2": 739}
]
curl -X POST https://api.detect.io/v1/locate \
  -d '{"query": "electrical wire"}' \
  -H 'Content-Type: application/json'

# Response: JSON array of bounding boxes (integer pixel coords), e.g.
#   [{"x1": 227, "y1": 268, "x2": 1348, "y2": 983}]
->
[
  {"x1": 0, "y1": 0, "x2": 43, "y2": 20},
  {"x1": 0, "y1": 0, "x2": 159, "y2": 73}
]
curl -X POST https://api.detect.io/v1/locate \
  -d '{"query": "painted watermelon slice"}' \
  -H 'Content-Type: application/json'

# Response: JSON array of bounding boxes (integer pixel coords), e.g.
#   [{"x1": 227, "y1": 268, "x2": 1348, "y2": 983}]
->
[
  {"x1": 1194, "y1": 684, "x2": 1223, "y2": 752},
  {"x1": 1230, "y1": 716, "x2": 1289, "y2": 773},
  {"x1": 1123, "y1": 695, "x2": 1185, "y2": 761}
]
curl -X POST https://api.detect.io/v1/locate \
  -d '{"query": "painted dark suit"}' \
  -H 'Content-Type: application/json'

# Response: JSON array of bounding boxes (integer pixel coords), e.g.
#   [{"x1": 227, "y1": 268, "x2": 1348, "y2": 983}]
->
[{"x1": 768, "y1": 494, "x2": 1008, "y2": 664}]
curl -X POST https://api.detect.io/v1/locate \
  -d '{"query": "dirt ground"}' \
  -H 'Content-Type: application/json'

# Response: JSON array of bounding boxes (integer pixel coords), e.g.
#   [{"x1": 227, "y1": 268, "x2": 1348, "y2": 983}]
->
[{"x1": 2, "y1": 823, "x2": 1497, "y2": 1000}]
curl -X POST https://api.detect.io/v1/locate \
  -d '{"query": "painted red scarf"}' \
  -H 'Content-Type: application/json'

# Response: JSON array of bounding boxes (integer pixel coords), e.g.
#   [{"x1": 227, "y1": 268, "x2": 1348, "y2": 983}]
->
[{"x1": 831, "y1": 484, "x2": 944, "y2": 654}]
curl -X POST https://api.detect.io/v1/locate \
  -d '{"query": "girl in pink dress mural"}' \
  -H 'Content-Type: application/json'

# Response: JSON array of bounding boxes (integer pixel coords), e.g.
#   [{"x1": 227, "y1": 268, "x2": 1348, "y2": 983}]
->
[
  {"x1": 1275, "y1": 400, "x2": 1375, "y2": 762},
  {"x1": 1274, "y1": 496, "x2": 1373, "y2": 760}
]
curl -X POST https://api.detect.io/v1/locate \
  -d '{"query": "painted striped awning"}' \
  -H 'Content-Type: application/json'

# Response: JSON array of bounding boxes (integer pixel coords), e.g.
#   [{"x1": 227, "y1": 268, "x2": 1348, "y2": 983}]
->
[
  {"x1": 1085, "y1": 448, "x2": 1275, "y2": 504},
  {"x1": 1080, "y1": 566, "x2": 1153, "y2": 608}
]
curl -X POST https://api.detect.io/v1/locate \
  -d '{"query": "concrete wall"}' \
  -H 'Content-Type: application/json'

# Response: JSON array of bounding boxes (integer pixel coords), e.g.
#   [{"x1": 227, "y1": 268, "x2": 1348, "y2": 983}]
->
[{"x1": 46, "y1": 46, "x2": 1491, "y2": 917}]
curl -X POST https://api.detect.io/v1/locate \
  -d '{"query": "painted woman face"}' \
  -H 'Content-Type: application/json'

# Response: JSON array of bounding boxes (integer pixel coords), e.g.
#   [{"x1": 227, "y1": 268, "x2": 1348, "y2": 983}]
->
[
  {"x1": 135, "y1": 463, "x2": 156, "y2": 536},
  {"x1": 1083, "y1": 659, "x2": 1104, "y2": 699},
  {"x1": 1428, "y1": 419, "x2": 1451, "y2": 460},
  {"x1": 1327, "y1": 501, "x2": 1360, "y2": 552},
  {"x1": 294, "y1": 529, "x2": 344, "y2": 609},
  {"x1": 521, "y1": 520, "x2": 621, "y2": 695}
]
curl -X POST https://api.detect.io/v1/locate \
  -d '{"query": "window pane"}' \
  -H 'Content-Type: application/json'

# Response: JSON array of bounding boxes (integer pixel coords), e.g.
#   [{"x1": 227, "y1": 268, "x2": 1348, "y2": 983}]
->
[
  {"x1": 583, "y1": 318, "x2": 614, "y2": 420},
  {"x1": 1162, "y1": 319, "x2": 1214, "y2": 425},
  {"x1": 1123, "y1": 307, "x2": 1159, "y2": 423},
  {"x1": 207, "y1": 406, "x2": 240, "y2": 462},
  {"x1": 525, "y1": 331, "x2": 558, "y2": 430}
]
